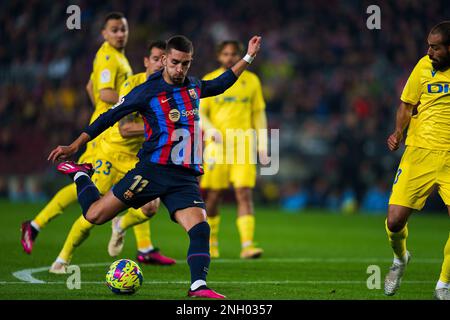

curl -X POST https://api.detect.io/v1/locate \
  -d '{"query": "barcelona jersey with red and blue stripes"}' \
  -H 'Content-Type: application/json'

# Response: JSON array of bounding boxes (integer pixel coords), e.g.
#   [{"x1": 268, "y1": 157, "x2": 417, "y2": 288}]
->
[{"x1": 84, "y1": 69, "x2": 237, "y2": 175}]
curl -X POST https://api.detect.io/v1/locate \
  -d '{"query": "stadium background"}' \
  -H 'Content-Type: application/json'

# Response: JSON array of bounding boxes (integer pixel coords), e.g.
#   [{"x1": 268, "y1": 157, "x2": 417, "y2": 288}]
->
[{"x1": 1, "y1": 0, "x2": 450, "y2": 214}]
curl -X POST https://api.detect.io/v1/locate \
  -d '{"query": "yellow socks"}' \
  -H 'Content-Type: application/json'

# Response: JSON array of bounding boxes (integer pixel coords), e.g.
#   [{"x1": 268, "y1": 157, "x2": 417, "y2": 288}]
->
[
  {"x1": 385, "y1": 219, "x2": 408, "y2": 262},
  {"x1": 58, "y1": 215, "x2": 94, "y2": 263},
  {"x1": 237, "y1": 215, "x2": 255, "y2": 249},
  {"x1": 33, "y1": 183, "x2": 77, "y2": 229},
  {"x1": 438, "y1": 234, "x2": 450, "y2": 287},
  {"x1": 119, "y1": 208, "x2": 149, "y2": 230},
  {"x1": 133, "y1": 221, "x2": 153, "y2": 252},
  {"x1": 119, "y1": 208, "x2": 153, "y2": 252},
  {"x1": 208, "y1": 215, "x2": 220, "y2": 245}
]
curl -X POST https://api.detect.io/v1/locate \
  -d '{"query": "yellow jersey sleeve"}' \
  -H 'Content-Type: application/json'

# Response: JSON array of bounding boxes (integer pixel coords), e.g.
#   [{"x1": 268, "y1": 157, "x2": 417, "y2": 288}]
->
[
  {"x1": 199, "y1": 73, "x2": 216, "y2": 132},
  {"x1": 400, "y1": 58, "x2": 425, "y2": 105},
  {"x1": 119, "y1": 78, "x2": 133, "y2": 97},
  {"x1": 251, "y1": 75, "x2": 266, "y2": 112},
  {"x1": 94, "y1": 52, "x2": 119, "y2": 91}
]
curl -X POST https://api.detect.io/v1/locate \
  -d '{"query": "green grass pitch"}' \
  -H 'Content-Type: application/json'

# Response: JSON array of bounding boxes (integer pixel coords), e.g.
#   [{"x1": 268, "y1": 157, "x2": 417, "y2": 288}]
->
[{"x1": 0, "y1": 200, "x2": 448, "y2": 300}]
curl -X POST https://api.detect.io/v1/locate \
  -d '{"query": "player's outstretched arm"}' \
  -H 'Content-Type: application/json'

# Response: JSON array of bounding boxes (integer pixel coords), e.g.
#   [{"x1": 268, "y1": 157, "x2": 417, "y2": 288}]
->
[
  {"x1": 387, "y1": 101, "x2": 415, "y2": 151},
  {"x1": 230, "y1": 36, "x2": 262, "y2": 78},
  {"x1": 201, "y1": 36, "x2": 262, "y2": 98},
  {"x1": 48, "y1": 89, "x2": 144, "y2": 162},
  {"x1": 48, "y1": 132, "x2": 91, "y2": 162},
  {"x1": 118, "y1": 114, "x2": 145, "y2": 138}
]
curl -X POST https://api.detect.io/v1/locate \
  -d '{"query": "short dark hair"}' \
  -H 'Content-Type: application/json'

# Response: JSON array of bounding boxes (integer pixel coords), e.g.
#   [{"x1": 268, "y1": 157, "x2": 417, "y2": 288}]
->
[
  {"x1": 217, "y1": 40, "x2": 244, "y2": 55},
  {"x1": 148, "y1": 40, "x2": 166, "y2": 54},
  {"x1": 430, "y1": 21, "x2": 450, "y2": 46},
  {"x1": 103, "y1": 12, "x2": 125, "y2": 29},
  {"x1": 166, "y1": 35, "x2": 193, "y2": 54}
]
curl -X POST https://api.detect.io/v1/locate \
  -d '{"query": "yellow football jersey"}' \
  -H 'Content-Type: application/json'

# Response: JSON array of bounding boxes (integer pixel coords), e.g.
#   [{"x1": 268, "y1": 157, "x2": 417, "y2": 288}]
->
[
  {"x1": 402, "y1": 55, "x2": 450, "y2": 150},
  {"x1": 90, "y1": 41, "x2": 132, "y2": 124},
  {"x1": 99, "y1": 72, "x2": 147, "y2": 156},
  {"x1": 201, "y1": 68, "x2": 265, "y2": 132}
]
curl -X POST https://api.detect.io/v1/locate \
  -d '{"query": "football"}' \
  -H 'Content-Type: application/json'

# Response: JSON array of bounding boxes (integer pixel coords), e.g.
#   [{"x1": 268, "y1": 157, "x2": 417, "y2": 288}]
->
[{"x1": 105, "y1": 259, "x2": 144, "y2": 294}]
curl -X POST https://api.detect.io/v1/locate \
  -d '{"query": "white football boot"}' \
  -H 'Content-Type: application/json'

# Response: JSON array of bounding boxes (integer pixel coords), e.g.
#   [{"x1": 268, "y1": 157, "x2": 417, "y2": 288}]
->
[
  {"x1": 108, "y1": 217, "x2": 126, "y2": 257},
  {"x1": 49, "y1": 261, "x2": 68, "y2": 274},
  {"x1": 384, "y1": 251, "x2": 411, "y2": 296},
  {"x1": 434, "y1": 288, "x2": 450, "y2": 300}
]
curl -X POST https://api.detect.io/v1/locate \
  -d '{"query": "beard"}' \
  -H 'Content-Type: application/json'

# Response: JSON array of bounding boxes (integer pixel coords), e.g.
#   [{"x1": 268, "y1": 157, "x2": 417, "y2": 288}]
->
[{"x1": 432, "y1": 54, "x2": 450, "y2": 71}]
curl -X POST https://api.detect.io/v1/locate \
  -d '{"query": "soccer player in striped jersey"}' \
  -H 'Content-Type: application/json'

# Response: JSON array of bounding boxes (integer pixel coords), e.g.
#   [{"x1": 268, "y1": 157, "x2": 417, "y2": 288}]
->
[
  {"x1": 21, "y1": 13, "x2": 166, "y2": 266},
  {"x1": 385, "y1": 21, "x2": 450, "y2": 300},
  {"x1": 49, "y1": 41, "x2": 175, "y2": 273},
  {"x1": 48, "y1": 35, "x2": 262, "y2": 299}
]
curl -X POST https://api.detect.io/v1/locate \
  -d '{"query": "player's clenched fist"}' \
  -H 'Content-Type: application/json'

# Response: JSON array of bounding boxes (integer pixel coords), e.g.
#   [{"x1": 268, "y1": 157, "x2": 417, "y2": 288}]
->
[
  {"x1": 247, "y1": 36, "x2": 262, "y2": 57},
  {"x1": 387, "y1": 131, "x2": 403, "y2": 151}
]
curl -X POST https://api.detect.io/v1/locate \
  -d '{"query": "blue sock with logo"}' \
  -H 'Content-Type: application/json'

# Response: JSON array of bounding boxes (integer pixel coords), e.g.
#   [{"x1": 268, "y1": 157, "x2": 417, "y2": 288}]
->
[
  {"x1": 187, "y1": 221, "x2": 211, "y2": 289},
  {"x1": 74, "y1": 173, "x2": 100, "y2": 217}
]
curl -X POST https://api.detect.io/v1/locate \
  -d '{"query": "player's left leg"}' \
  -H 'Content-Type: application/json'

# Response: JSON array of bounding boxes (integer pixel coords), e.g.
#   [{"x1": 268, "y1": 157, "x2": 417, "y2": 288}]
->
[
  {"x1": 235, "y1": 187, "x2": 263, "y2": 259},
  {"x1": 49, "y1": 215, "x2": 94, "y2": 274},
  {"x1": 200, "y1": 158, "x2": 229, "y2": 259},
  {"x1": 174, "y1": 207, "x2": 225, "y2": 299},
  {"x1": 204, "y1": 189, "x2": 223, "y2": 258},
  {"x1": 435, "y1": 228, "x2": 450, "y2": 300},
  {"x1": 21, "y1": 183, "x2": 77, "y2": 254},
  {"x1": 231, "y1": 162, "x2": 262, "y2": 259}
]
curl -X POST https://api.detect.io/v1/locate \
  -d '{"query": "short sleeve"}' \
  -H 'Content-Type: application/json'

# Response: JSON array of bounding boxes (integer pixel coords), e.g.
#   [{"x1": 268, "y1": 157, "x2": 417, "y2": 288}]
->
[
  {"x1": 251, "y1": 75, "x2": 266, "y2": 112},
  {"x1": 400, "y1": 59, "x2": 424, "y2": 105},
  {"x1": 119, "y1": 78, "x2": 133, "y2": 97},
  {"x1": 95, "y1": 53, "x2": 118, "y2": 91}
]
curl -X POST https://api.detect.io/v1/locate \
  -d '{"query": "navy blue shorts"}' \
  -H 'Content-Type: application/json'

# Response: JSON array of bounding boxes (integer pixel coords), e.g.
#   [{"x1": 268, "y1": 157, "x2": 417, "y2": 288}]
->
[{"x1": 112, "y1": 161, "x2": 205, "y2": 222}]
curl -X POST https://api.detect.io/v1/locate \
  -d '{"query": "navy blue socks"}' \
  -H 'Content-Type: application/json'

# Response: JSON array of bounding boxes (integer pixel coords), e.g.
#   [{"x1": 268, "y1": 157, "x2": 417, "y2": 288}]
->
[
  {"x1": 74, "y1": 173, "x2": 100, "y2": 217},
  {"x1": 187, "y1": 221, "x2": 211, "y2": 290}
]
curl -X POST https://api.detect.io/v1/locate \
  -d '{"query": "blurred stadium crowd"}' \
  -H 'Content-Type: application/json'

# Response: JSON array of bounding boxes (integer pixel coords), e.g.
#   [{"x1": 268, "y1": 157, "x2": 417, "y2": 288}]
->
[{"x1": 1, "y1": 0, "x2": 449, "y2": 213}]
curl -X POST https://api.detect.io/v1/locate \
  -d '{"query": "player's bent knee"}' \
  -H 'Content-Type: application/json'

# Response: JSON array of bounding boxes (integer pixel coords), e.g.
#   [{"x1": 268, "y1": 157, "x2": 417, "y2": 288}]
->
[
  {"x1": 141, "y1": 199, "x2": 160, "y2": 217},
  {"x1": 386, "y1": 210, "x2": 407, "y2": 232},
  {"x1": 207, "y1": 190, "x2": 222, "y2": 204},
  {"x1": 85, "y1": 205, "x2": 107, "y2": 225},
  {"x1": 235, "y1": 188, "x2": 252, "y2": 203}
]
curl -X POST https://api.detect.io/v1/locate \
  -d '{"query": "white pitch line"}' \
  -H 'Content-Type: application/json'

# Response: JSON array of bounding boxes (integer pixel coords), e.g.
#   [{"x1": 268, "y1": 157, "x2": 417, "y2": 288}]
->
[
  {"x1": 11, "y1": 257, "x2": 443, "y2": 284},
  {"x1": 0, "y1": 280, "x2": 435, "y2": 285}
]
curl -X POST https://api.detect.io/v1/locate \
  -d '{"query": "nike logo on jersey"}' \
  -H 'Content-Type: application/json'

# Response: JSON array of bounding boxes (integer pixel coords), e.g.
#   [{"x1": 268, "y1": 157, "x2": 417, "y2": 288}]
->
[
  {"x1": 161, "y1": 97, "x2": 172, "y2": 103},
  {"x1": 193, "y1": 200, "x2": 204, "y2": 204}
]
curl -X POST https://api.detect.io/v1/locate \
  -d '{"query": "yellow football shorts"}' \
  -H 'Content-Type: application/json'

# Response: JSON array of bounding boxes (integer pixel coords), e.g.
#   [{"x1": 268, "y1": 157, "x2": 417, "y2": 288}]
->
[
  {"x1": 91, "y1": 149, "x2": 138, "y2": 195},
  {"x1": 389, "y1": 145, "x2": 450, "y2": 210},
  {"x1": 201, "y1": 142, "x2": 257, "y2": 190}
]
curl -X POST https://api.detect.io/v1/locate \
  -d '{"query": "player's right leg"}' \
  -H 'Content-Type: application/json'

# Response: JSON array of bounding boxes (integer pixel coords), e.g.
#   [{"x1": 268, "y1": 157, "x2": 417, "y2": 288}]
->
[
  {"x1": 384, "y1": 204, "x2": 413, "y2": 296},
  {"x1": 56, "y1": 161, "x2": 128, "y2": 224},
  {"x1": 204, "y1": 189, "x2": 223, "y2": 258},
  {"x1": 384, "y1": 146, "x2": 436, "y2": 296},
  {"x1": 200, "y1": 158, "x2": 229, "y2": 259},
  {"x1": 21, "y1": 183, "x2": 77, "y2": 254}
]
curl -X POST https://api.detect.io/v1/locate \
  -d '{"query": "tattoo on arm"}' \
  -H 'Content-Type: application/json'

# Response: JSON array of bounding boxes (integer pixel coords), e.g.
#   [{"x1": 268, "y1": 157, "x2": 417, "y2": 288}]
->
[{"x1": 119, "y1": 113, "x2": 137, "y2": 127}]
